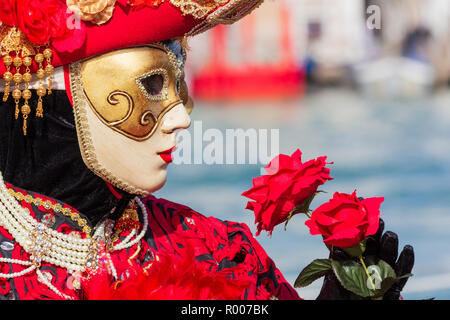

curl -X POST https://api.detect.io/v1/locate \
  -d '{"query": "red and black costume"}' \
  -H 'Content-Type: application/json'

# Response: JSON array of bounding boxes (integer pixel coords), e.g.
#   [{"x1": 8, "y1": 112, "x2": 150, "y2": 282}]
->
[{"x1": 0, "y1": 183, "x2": 300, "y2": 300}]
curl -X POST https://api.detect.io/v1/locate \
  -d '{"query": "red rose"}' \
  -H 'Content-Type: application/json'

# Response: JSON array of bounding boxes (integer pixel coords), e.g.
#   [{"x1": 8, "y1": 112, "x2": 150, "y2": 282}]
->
[
  {"x1": 47, "y1": 1, "x2": 76, "y2": 41},
  {"x1": 15, "y1": 0, "x2": 70, "y2": 45},
  {"x1": 305, "y1": 191, "x2": 383, "y2": 248},
  {"x1": 51, "y1": 9, "x2": 86, "y2": 53},
  {"x1": 15, "y1": 0, "x2": 52, "y2": 44},
  {"x1": 1, "y1": 0, "x2": 85, "y2": 50},
  {"x1": 242, "y1": 149, "x2": 333, "y2": 236},
  {"x1": 0, "y1": 0, "x2": 16, "y2": 26}
]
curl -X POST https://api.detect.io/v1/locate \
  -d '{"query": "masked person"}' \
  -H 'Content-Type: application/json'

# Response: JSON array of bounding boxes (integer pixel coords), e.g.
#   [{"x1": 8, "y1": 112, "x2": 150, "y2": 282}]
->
[{"x1": 0, "y1": 0, "x2": 413, "y2": 300}]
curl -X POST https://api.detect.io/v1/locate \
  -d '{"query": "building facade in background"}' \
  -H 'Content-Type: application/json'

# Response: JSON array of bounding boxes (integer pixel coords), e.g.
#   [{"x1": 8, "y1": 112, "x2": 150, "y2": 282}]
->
[{"x1": 187, "y1": 0, "x2": 450, "y2": 99}]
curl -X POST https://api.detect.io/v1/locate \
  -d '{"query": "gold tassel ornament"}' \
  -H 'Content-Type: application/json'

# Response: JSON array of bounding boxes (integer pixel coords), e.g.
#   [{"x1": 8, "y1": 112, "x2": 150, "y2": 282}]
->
[
  {"x1": 1, "y1": 26, "x2": 54, "y2": 136},
  {"x1": 21, "y1": 98, "x2": 31, "y2": 136},
  {"x1": 12, "y1": 52, "x2": 23, "y2": 121},
  {"x1": 2, "y1": 54, "x2": 13, "y2": 102},
  {"x1": 35, "y1": 51, "x2": 46, "y2": 118},
  {"x1": 12, "y1": 87, "x2": 21, "y2": 120},
  {"x1": 36, "y1": 86, "x2": 46, "y2": 118},
  {"x1": 22, "y1": 55, "x2": 33, "y2": 132},
  {"x1": 43, "y1": 48, "x2": 53, "y2": 95}
]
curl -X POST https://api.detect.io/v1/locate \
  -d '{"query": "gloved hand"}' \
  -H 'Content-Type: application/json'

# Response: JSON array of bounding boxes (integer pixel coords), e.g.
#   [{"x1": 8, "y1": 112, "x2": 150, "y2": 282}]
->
[{"x1": 316, "y1": 219, "x2": 415, "y2": 300}]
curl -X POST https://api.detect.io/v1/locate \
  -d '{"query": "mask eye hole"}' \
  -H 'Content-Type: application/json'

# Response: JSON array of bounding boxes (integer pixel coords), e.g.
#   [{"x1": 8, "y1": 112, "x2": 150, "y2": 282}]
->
[{"x1": 141, "y1": 74, "x2": 164, "y2": 96}]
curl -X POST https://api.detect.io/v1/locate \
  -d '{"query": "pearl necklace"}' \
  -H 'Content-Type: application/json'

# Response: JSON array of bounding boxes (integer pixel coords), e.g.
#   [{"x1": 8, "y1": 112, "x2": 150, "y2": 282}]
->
[
  {"x1": 0, "y1": 172, "x2": 149, "y2": 299},
  {"x1": 8, "y1": 187, "x2": 92, "y2": 235}
]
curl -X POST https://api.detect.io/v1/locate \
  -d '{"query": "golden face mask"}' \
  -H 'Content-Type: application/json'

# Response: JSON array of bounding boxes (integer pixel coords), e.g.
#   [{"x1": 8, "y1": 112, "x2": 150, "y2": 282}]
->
[
  {"x1": 69, "y1": 42, "x2": 193, "y2": 195},
  {"x1": 78, "y1": 43, "x2": 193, "y2": 141}
]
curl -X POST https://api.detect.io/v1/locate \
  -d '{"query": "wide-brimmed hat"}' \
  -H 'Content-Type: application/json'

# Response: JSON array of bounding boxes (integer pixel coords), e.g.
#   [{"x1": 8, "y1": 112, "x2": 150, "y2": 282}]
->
[
  {"x1": 0, "y1": 0, "x2": 264, "y2": 135},
  {"x1": 1, "y1": 0, "x2": 264, "y2": 71}
]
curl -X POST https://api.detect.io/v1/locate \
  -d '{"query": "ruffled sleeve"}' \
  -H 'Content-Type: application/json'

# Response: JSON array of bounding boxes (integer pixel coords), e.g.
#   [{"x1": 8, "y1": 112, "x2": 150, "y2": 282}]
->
[{"x1": 143, "y1": 196, "x2": 301, "y2": 300}]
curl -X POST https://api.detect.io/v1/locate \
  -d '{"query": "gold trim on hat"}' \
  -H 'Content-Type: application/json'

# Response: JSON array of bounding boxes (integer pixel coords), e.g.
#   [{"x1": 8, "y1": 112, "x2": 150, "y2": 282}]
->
[{"x1": 186, "y1": 0, "x2": 265, "y2": 36}]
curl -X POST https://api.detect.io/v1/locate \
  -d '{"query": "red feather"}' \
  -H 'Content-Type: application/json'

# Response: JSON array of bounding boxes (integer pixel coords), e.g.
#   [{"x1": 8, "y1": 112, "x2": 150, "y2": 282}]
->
[{"x1": 80, "y1": 245, "x2": 250, "y2": 300}]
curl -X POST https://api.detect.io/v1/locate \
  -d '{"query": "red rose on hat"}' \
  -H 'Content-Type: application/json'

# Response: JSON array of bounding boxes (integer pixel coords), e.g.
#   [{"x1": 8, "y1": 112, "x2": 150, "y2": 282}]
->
[
  {"x1": 16, "y1": 0, "x2": 55, "y2": 45},
  {"x1": 305, "y1": 191, "x2": 383, "y2": 248},
  {"x1": 0, "y1": 0, "x2": 16, "y2": 26},
  {"x1": 242, "y1": 149, "x2": 333, "y2": 236},
  {"x1": 6, "y1": 0, "x2": 73, "y2": 45}
]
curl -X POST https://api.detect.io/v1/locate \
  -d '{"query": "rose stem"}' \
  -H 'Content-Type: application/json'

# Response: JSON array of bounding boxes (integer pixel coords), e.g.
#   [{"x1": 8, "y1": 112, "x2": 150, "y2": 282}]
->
[{"x1": 359, "y1": 256, "x2": 376, "y2": 291}]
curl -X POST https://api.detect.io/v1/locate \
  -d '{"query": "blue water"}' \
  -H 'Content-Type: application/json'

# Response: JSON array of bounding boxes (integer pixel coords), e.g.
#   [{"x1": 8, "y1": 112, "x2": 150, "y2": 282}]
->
[{"x1": 155, "y1": 88, "x2": 450, "y2": 300}]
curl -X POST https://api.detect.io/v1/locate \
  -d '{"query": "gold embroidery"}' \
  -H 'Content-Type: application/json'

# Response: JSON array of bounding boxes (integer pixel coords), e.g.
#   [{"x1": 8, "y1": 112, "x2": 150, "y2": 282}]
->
[
  {"x1": 186, "y1": 0, "x2": 265, "y2": 36},
  {"x1": 0, "y1": 26, "x2": 38, "y2": 57},
  {"x1": 207, "y1": 0, "x2": 264, "y2": 24},
  {"x1": 8, "y1": 188, "x2": 92, "y2": 235},
  {"x1": 170, "y1": 0, "x2": 228, "y2": 19},
  {"x1": 113, "y1": 201, "x2": 141, "y2": 245}
]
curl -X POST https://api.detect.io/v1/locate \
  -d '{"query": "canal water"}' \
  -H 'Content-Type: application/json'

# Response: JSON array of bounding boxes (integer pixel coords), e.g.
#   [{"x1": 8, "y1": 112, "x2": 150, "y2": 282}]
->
[{"x1": 155, "y1": 88, "x2": 450, "y2": 300}]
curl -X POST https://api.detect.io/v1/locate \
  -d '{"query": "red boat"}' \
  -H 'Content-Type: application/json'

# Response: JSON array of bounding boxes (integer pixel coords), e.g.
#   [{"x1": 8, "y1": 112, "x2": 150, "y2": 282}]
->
[{"x1": 191, "y1": 3, "x2": 305, "y2": 101}]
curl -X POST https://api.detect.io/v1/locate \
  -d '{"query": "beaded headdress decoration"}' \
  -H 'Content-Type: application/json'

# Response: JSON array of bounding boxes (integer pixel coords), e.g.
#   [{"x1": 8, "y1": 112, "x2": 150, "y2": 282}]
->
[{"x1": 0, "y1": 25, "x2": 54, "y2": 135}]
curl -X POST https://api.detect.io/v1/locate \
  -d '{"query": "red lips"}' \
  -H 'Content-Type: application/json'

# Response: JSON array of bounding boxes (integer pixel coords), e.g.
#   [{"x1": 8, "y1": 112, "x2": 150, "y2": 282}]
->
[{"x1": 158, "y1": 147, "x2": 176, "y2": 164}]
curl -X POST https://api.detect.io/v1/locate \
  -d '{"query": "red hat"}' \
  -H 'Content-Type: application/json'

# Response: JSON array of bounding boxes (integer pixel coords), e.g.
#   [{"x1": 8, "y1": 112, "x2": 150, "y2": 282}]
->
[
  {"x1": 0, "y1": 0, "x2": 264, "y2": 74},
  {"x1": 0, "y1": 0, "x2": 264, "y2": 136}
]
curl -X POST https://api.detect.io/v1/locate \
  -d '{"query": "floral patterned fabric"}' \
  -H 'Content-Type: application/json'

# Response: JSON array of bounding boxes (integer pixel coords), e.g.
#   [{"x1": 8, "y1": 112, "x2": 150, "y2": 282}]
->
[{"x1": 0, "y1": 184, "x2": 300, "y2": 300}]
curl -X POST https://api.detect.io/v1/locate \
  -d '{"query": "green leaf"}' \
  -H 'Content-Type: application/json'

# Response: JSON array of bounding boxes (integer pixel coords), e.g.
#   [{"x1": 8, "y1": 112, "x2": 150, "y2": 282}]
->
[
  {"x1": 342, "y1": 240, "x2": 367, "y2": 258},
  {"x1": 331, "y1": 259, "x2": 373, "y2": 297},
  {"x1": 370, "y1": 259, "x2": 398, "y2": 298},
  {"x1": 294, "y1": 259, "x2": 332, "y2": 288},
  {"x1": 331, "y1": 258, "x2": 399, "y2": 298}
]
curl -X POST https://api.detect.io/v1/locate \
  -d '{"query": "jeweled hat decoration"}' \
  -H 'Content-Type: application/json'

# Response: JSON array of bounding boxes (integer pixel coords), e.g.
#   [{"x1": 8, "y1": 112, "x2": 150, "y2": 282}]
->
[
  {"x1": 0, "y1": 25, "x2": 55, "y2": 135},
  {"x1": 0, "y1": 0, "x2": 264, "y2": 135}
]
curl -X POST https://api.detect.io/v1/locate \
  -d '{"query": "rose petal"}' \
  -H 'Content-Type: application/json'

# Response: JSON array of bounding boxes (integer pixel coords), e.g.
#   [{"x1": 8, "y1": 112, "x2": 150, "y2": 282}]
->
[
  {"x1": 310, "y1": 194, "x2": 344, "y2": 217},
  {"x1": 52, "y1": 20, "x2": 87, "y2": 53},
  {"x1": 241, "y1": 184, "x2": 268, "y2": 202},
  {"x1": 361, "y1": 197, "x2": 384, "y2": 236},
  {"x1": 266, "y1": 171, "x2": 295, "y2": 202},
  {"x1": 252, "y1": 175, "x2": 269, "y2": 187},
  {"x1": 290, "y1": 149, "x2": 303, "y2": 170},
  {"x1": 305, "y1": 218, "x2": 321, "y2": 235},
  {"x1": 265, "y1": 154, "x2": 293, "y2": 175},
  {"x1": 258, "y1": 202, "x2": 278, "y2": 234},
  {"x1": 323, "y1": 227, "x2": 362, "y2": 248},
  {"x1": 315, "y1": 212, "x2": 339, "y2": 227}
]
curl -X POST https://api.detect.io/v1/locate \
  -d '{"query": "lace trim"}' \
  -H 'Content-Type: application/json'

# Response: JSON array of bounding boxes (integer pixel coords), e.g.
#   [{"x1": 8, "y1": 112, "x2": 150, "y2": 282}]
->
[
  {"x1": 170, "y1": 0, "x2": 229, "y2": 20},
  {"x1": 186, "y1": 0, "x2": 265, "y2": 36}
]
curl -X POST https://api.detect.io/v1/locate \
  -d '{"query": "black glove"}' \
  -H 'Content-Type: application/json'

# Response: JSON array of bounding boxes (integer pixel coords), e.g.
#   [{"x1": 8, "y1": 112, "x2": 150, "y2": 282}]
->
[{"x1": 316, "y1": 219, "x2": 415, "y2": 300}]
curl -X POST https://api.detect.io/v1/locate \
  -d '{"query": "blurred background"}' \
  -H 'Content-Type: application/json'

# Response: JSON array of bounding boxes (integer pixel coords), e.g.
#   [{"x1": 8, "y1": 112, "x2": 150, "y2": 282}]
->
[{"x1": 155, "y1": 0, "x2": 450, "y2": 299}]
